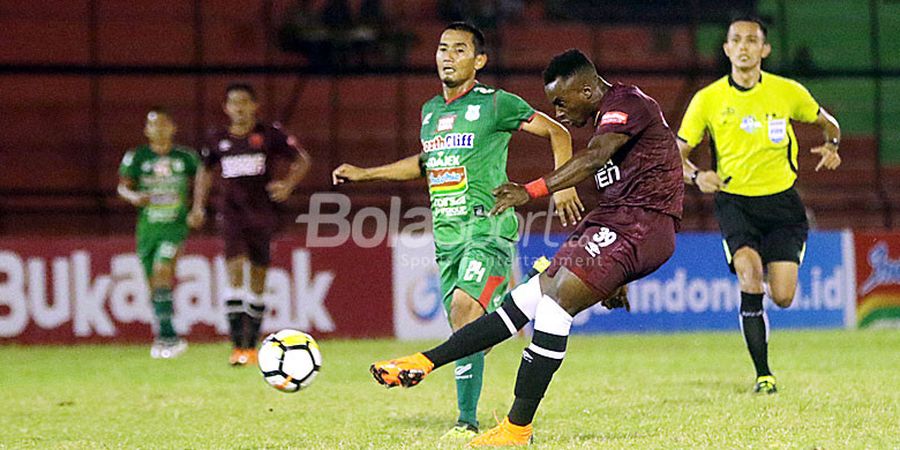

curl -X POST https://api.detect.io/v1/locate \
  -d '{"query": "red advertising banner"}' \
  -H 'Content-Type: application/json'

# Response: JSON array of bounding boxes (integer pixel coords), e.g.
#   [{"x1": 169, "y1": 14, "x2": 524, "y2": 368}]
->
[
  {"x1": 853, "y1": 231, "x2": 900, "y2": 328},
  {"x1": 0, "y1": 236, "x2": 394, "y2": 343}
]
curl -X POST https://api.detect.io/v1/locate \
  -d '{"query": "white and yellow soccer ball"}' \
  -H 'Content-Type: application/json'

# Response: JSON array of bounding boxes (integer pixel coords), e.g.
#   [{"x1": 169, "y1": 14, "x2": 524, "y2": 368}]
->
[{"x1": 258, "y1": 329, "x2": 322, "y2": 393}]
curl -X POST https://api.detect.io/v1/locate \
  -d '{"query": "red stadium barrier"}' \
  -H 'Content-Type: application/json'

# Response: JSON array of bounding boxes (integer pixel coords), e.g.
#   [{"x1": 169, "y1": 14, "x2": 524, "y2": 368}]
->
[{"x1": 0, "y1": 236, "x2": 394, "y2": 343}]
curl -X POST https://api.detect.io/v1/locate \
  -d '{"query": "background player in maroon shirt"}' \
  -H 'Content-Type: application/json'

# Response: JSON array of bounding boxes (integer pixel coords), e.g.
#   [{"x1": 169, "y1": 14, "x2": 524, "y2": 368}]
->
[
  {"x1": 188, "y1": 83, "x2": 311, "y2": 366},
  {"x1": 369, "y1": 49, "x2": 684, "y2": 447}
]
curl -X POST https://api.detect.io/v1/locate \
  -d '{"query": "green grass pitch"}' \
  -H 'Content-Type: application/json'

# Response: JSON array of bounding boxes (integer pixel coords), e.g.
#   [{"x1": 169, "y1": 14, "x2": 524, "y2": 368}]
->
[{"x1": 1, "y1": 329, "x2": 898, "y2": 449}]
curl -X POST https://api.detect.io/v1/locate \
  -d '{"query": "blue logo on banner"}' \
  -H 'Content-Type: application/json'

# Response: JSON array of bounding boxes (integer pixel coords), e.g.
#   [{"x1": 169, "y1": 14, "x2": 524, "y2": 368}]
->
[{"x1": 518, "y1": 231, "x2": 849, "y2": 333}]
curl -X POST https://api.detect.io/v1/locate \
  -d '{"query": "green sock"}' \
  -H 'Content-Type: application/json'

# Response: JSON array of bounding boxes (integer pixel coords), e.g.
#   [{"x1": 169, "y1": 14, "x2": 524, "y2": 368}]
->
[
  {"x1": 152, "y1": 288, "x2": 177, "y2": 340},
  {"x1": 454, "y1": 351, "x2": 484, "y2": 428}
]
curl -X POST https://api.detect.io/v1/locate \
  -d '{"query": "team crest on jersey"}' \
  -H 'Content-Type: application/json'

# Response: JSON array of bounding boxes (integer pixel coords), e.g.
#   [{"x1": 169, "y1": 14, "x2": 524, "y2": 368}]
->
[
  {"x1": 600, "y1": 111, "x2": 629, "y2": 126},
  {"x1": 740, "y1": 115, "x2": 762, "y2": 134},
  {"x1": 437, "y1": 114, "x2": 457, "y2": 132},
  {"x1": 422, "y1": 112, "x2": 433, "y2": 125},
  {"x1": 249, "y1": 133, "x2": 264, "y2": 149},
  {"x1": 219, "y1": 139, "x2": 232, "y2": 152},
  {"x1": 465, "y1": 105, "x2": 481, "y2": 121},
  {"x1": 768, "y1": 118, "x2": 787, "y2": 144},
  {"x1": 153, "y1": 158, "x2": 173, "y2": 177}
]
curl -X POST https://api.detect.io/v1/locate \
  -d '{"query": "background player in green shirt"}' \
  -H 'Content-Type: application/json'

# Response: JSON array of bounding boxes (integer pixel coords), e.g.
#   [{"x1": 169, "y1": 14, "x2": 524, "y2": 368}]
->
[
  {"x1": 332, "y1": 22, "x2": 582, "y2": 439},
  {"x1": 118, "y1": 107, "x2": 200, "y2": 359},
  {"x1": 677, "y1": 17, "x2": 841, "y2": 394}
]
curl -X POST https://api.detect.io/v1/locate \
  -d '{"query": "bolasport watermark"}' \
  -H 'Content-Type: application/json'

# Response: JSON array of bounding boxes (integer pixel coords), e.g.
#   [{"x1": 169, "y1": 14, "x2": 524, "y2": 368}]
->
[{"x1": 294, "y1": 192, "x2": 568, "y2": 250}]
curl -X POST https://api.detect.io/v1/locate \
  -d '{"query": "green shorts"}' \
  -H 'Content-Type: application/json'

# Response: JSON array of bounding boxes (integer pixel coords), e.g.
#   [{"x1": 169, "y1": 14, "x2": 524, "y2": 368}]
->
[
  {"x1": 136, "y1": 223, "x2": 188, "y2": 277},
  {"x1": 437, "y1": 238, "x2": 515, "y2": 316}
]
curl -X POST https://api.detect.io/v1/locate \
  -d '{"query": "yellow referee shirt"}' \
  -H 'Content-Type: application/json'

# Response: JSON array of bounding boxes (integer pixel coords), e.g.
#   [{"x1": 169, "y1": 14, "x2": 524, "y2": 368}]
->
[{"x1": 678, "y1": 71, "x2": 820, "y2": 196}]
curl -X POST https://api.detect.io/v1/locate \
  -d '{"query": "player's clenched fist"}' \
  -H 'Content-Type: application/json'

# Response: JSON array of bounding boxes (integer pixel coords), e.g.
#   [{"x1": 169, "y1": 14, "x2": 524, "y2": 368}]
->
[
  {"x1": 490, "y1": 182, "x2": 530, "y2": 216},
  {"x1": 266, "y1": 180, "x2": 294, "y2": 203},
  {"x1": 696, "y1": 170, "x2": 726, "y2": 194},
  {"x1": 187, "y1": 207, "x2": 206, "y2": 229},
  {"x1": 332, "y1": 164, "x2": 366, "y2": 185}
]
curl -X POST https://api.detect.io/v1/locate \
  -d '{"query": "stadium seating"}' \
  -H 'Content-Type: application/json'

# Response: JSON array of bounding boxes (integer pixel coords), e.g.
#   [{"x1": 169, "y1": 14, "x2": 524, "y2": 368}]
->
[{"x1": 0, "y1": 1, "x2": 896, "y2": 235}]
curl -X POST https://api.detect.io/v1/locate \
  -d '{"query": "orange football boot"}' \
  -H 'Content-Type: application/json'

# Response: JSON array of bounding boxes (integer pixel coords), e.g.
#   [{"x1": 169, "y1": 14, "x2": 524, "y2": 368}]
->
[
  {"x1": 467, "y1": 417, "x2": 532, "y2": 447},
  {"x1": 243, "y1": 348, "x2": 258, "y2": 365},
  {"x1": 229, "y1": 348, "x2": 249, "y2": 366},
  {"x1": 369, "y1": 353, "x2": 434, "y2": 388}
]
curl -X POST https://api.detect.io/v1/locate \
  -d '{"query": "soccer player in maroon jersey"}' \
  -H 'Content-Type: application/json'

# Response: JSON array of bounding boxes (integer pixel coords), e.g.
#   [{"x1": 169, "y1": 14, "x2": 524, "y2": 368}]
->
[
  {"x1": 369, "y1": 49, "x2": 684, "y2": 446},
  {"x1": 189, "y1": 83, "x2": 311, "y2": 366}
]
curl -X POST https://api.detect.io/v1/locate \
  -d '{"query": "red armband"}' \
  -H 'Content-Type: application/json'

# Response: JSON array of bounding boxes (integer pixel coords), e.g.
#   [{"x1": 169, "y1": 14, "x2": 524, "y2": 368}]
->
[{"x1": 525, "y1": 178, "x2": 550, "y2": 199}]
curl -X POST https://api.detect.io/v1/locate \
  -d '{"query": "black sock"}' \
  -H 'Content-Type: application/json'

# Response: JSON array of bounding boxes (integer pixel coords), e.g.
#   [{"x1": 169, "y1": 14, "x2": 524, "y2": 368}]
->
[
  {"x1": 508, "y1": 330, "x2": 567, "y2": 426},
  {"x1": 740, "y1": 292, "x2": 771, "y2": 377},
  {"x1": 225, "y1": 298, "x2": 244, "y2": 349},
  {"x1": 243, "y1": 303, "x2": 266, "y2": 349},
  {"x1": 423, "y1": 294, "x2": 529, "y2": 369}
]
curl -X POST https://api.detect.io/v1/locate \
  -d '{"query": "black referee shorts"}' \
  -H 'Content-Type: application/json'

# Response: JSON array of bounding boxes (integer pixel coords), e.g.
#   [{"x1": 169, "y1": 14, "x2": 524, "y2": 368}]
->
[{"x1": 714, "y1": 186, "x2": 808, "y2": 273}]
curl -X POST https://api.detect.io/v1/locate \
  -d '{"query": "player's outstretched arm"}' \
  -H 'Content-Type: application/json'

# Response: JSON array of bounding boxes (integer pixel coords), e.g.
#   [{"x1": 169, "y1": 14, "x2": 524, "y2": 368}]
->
[
  {"x1": 188, "y1": 166, "x2": 211, "y2": 229},
  {"x1": 491, "y1": 132, "x2": 629, "y2": 216},
  {"x1": 810, "y1": 107, "x2": 841, "y2": 172},
  {"x1": 520, "y1": 111, "x2": 584, "y2": 226},
  {"x1": 117, "y1": 176, "x2": 148, "y2": 208},
  {"x1": 332, "y1": 154, "x2": 423, "y2": 185}
]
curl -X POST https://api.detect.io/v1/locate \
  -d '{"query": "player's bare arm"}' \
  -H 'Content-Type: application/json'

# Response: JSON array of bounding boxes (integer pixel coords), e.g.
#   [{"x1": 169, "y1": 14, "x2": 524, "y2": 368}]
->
[
  {"x1": 332, "y1": 154, "x2": 423, "y2": 185},
  {"x1": 117, "y1": 176, "x2": 149, "y2": 207},
  {"x1": 810, "y1": 107, "x2": 842, "y2": 172},
  {"x1": 677, "y1": 138, "x2": 726, "y2": 193},
  {"x1": 267, "y1": 147, "x2": 312, "y2": 203},
  {"x1": 188, "y1": 165, "x2": 211, "y2": 229},
  {"x1": 520, "y1": 111, "x2": 585, "y2": 226},
  {"x1": 490, "y1": 132, "x2": 629, "y2": 216}
]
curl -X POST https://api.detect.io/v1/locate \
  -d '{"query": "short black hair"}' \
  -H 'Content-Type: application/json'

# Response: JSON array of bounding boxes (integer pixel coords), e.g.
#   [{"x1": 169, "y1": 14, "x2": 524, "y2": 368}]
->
[
  {"x1": 729, "y1": 15, "x2": 768, "y2": 40},
  {"x1": 225, "y1": 82, "x2": 257, "y2": 101},
  {"x1": 443, "y1": 21, "x2": 486, "y2": 55},
  {"x1": 543, "y1": 49, "x2": 596, "y2": 85}
]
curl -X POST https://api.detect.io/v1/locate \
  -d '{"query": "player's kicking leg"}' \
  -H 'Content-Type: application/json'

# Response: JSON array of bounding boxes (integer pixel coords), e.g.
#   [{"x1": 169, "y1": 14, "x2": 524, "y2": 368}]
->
[
  {"x1": 372, "y1": 266, "x2": 609, "y2": 446},
  {"x1": 370, "y1": 257, "x2": 550, "y2": 390}
]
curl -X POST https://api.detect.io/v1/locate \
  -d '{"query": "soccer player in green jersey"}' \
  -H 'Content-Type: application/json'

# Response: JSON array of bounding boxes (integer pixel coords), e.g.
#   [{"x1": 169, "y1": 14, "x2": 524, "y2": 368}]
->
[
  {"x1": 118, "y1": 107, "x2": 200, "y2": 359},
  {"x1": 332, "y1": 22, "x2": 583, "y2": 439}
]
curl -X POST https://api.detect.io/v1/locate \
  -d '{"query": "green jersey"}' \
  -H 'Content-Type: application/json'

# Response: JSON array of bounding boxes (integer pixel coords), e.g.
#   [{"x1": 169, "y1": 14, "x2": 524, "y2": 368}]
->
[
  {"x1": 420, "y1": 83, "x2": 536, "y2": 251},
  {"x1": 119, "y1": 145, "x2": 199, "y2": 229}
]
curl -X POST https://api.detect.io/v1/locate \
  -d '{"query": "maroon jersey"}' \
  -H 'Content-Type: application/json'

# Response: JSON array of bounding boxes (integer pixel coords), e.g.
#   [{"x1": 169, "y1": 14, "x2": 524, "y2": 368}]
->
[
  {"x1": 591, "y1": 83, "x2": 684, "y2": 220},
  {"x1": 201, "y1": 122, "x2": 303, "y2": 228}
]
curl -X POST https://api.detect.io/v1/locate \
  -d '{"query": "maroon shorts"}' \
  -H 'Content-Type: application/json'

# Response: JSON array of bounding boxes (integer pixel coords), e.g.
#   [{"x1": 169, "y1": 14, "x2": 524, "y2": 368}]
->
[
  {"x1": 222, "y1": 213, "x2": 274, "y2": 266},
  {"x1": 546, "y1": 206, "x2": 677, "y2": 299}
]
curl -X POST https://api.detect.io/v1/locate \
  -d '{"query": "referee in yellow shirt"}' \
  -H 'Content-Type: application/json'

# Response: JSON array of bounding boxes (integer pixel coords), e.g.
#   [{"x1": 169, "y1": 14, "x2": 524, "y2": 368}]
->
[{"x1": 677, "y1": 16, "x2": 841, "y2": 394}]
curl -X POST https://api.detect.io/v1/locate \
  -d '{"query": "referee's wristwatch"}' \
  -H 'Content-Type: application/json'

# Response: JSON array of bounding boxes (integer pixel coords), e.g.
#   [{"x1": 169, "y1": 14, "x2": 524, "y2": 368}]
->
[
  {"x1": 690, "y1": 169, "x2": 700, "y2": 185},
  {"x1": 826, "y1": 137, "x2": 840, "y2": 150}
]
